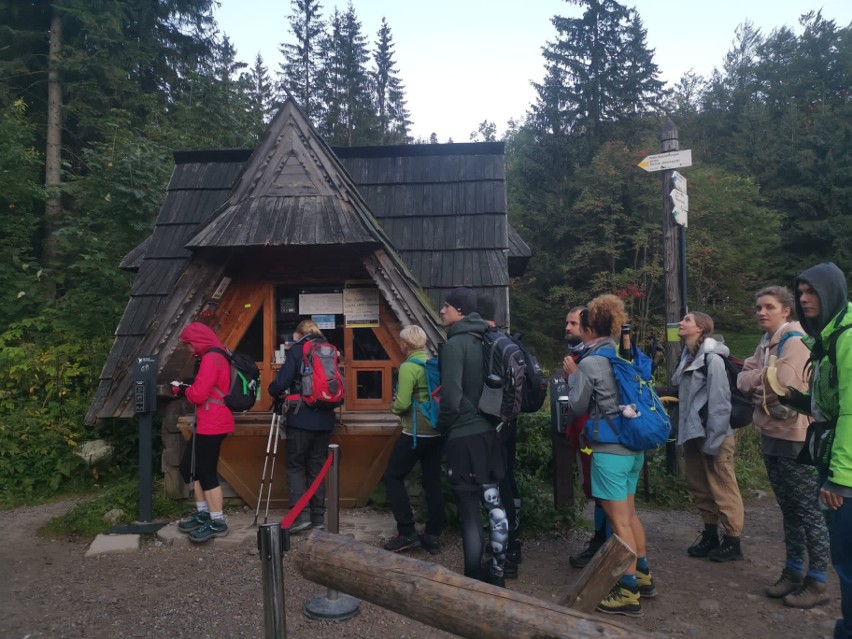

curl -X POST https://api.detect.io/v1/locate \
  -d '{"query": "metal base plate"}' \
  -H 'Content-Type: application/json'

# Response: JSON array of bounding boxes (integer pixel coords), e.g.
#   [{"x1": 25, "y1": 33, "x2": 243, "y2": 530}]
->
[{"x1": 303, "y1": 592, "x2": 360, "y2": 621}]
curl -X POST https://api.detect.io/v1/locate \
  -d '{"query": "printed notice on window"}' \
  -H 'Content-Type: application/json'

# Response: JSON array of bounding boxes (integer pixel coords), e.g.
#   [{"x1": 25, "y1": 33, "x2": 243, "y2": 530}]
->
[
  {"x1": 299, "y1": 292, "x2": 343, "y2": 315},
  {"x1": 344, "y1": 287, "x2": 380, "y2": 327}
]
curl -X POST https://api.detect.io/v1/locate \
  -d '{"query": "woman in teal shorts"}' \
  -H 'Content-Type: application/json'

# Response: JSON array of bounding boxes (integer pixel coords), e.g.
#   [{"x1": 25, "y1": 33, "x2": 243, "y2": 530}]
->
[{"x1": 561, "y1": 294, "x2": 655, "y2": 618}]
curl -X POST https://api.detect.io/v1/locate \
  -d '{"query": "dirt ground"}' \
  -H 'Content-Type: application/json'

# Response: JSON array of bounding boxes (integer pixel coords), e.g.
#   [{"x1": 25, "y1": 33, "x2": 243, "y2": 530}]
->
[{"x1": 0, "y1": 494, "x2": 841, "y2": 639}]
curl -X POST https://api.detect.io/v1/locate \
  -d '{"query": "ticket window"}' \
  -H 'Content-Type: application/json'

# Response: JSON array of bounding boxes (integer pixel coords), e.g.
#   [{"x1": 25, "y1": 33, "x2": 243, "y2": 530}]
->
[{"x1": 346, "y1": 327, "x2": 394, "y2": 410}]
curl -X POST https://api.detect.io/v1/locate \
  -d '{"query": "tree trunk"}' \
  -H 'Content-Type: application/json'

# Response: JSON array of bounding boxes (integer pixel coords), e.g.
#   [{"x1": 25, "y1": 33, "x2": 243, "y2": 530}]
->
[
  {"x1": 294, "y1": 529, "x2": 661, "y2": 639},
  {"x1": 43, "y1": 5, "x2": 63, "y2": 296}
]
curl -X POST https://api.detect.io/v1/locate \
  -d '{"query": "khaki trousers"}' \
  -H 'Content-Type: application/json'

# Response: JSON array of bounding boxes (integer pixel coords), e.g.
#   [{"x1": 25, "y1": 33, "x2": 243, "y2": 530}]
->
[{"x1": 683, "y1": 435, "x2": 744, "y2": 537}]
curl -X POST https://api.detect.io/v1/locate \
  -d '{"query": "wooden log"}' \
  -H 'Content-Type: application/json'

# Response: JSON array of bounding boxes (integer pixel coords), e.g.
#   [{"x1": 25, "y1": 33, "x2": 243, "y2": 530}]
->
[
  {"x1": 294, "y1": 530, "x2": 661, "y2": 639},
  {"x1": 560, "y1": 534, "x2": 636, "y2": 612}
]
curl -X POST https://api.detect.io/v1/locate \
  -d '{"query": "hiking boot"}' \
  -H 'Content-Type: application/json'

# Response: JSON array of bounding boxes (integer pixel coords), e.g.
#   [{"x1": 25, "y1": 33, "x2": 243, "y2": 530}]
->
[
  {"x1": 189, "y1": 519, "x2": 228, "y2": 543},
  {"x1": 596, "y1": 584, "x2": 644, "y2": 617},
  {"x1": 384, "y1": 534, "x2": 421, "y2": 553},
  {"x1": 503, "y1": 557, "x2": 518, "y2": 579},
  {"x1": 420, "y1": 533, "x2": 442, "y2": 555},
  {"x1": 637, "y1": 568, "x2": 657, "y2": 598},
  {"x1": 177, "y1": 511, "x2": 210, "y2": 534},
  {"x1": 687, "y1": 530, "x2": 720, "y2": 558},
  {"x1": 507, "y1": 540, "x2": 523, "y2": 565},
  {"x1": 479, "y1": 562, "x2": 506, "y2": 588},
  {"x1": 708, "y1": 535, "x2": 743, "y2": 562},
  {"x1": 783, "y1": 577, "x2": 830, "y2": 609},
  {"x1": 289, "y1": 519, "x2": 312, "y2": 534},
  {"x1": 569, "y1": 538, "x2": 602, "y2": 568},
  {"x1": 766, "y1": 568, "x2": 803, "y2": 598}
]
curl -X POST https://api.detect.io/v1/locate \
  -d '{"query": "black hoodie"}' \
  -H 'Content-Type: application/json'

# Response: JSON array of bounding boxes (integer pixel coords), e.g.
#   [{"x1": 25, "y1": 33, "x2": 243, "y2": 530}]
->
[{"x1": 794, "y1": 262, "x2": 849, "y2": 337}]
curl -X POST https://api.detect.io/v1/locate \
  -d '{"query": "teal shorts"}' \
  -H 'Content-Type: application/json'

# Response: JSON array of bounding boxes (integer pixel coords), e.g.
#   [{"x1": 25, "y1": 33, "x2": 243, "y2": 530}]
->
[{"x1": 591, "y1": 451, "x2": 645, "y2": 501}]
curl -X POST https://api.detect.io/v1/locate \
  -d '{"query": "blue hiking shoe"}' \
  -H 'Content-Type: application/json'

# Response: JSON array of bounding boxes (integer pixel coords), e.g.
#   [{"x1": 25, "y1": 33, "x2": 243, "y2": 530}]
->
[
  {"x1": 188, "y1": 519, "x2": 229, "y2": 543},
  {"x1": 177, "y1": 511, "x2": 210, "y2": 534}
]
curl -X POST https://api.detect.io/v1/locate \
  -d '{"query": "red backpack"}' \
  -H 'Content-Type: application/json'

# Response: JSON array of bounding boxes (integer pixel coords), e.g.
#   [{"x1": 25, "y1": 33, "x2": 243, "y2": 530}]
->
[{"x1": 287, "y1": 339, "x2": 344, "y2": 410}]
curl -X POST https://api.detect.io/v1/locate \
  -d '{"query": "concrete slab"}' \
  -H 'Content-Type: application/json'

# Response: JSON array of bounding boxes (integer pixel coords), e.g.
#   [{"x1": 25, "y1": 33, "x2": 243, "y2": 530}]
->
[
  {"x1": 85, "y1": 533, "x2": 141, "y2": 557},
  {"x1": 158, "y1": 508, "x2": 397, "y2": 548}
]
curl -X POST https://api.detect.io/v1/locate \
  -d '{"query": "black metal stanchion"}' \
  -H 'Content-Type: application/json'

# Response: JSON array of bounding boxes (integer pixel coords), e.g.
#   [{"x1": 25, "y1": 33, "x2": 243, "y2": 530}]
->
[
  {"x1": 303, "y1": 443, "x2": 360, "y2": 621},
  {"x1": 258, "y1": 523, "x2": 288, "y2": 639}
]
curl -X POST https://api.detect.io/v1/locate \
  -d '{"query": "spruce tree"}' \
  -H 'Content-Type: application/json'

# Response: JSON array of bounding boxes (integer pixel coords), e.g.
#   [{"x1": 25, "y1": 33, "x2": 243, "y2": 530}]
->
[
  {"x1": 373, "y1": 18, "x2": 411, "y2": 144},
  {"x1": 279, "y1": 0, "x2": 325, "y2": 118}
]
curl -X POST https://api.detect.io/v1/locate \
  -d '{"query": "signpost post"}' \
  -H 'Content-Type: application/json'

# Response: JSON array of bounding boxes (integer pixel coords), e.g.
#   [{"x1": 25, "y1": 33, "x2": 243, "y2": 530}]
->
[{"x1": 638, "y1": 119, "x2": 691, "y2": 475}]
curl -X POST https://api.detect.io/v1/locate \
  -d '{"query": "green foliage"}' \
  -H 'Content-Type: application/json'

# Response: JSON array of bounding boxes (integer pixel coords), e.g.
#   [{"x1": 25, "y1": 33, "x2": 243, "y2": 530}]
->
[
  {"x1": 39, "y1": 477, "x2": 188, "y2": 540},
  {"x1": 0, "y1": 316, "x2": 112, "y2": 504}
]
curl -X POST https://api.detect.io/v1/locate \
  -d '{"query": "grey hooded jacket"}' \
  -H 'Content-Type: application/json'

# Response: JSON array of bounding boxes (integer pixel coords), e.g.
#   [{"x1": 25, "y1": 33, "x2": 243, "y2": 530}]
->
[{"x1": 672, "y1": 337, "x2": 732, "y2": 456}]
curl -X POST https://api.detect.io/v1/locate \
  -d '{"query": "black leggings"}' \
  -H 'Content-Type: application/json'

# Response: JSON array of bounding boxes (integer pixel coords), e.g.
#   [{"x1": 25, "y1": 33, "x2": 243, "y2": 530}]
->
[{"x1": 179, "y1": 433, "x2": 227, "y2": 491}]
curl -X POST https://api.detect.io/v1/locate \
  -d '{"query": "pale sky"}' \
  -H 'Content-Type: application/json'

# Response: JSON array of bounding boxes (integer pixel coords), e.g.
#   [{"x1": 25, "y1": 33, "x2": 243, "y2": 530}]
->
[{"x1": 214, "y1": 0, "x2": 852, "y2": 142}]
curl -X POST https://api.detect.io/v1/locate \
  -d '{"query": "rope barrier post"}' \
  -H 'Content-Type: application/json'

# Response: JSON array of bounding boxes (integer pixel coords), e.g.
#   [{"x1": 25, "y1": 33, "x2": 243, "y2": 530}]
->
[
  {"x1": 258, "y1": 523, "x2": 287, "y2": 639},
  {"x1": 304, "y1": 443, "x2": 360, "y2": 621}
]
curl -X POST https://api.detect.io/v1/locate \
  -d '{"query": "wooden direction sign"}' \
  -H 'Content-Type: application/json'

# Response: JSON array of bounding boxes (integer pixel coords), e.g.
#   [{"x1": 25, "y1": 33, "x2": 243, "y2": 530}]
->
[
  {"x1": 637, "y1": 150, "x2": 692, "y2": 172},
  {"x1": 670, "y1": 189, "x2": 689, "y2": 227},
  {"x1": 672, "y1": 171, "x2": 687, "y2": 193}
]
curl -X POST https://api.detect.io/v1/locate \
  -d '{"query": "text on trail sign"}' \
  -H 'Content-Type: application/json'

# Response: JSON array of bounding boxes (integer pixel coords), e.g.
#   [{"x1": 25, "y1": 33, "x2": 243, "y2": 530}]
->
[
  {"x1": 670, "y1": 190, "x2": 689, "y2": 227},
  {"x1": 637, "y1": 150, "x2": 692, "y2": 172}
]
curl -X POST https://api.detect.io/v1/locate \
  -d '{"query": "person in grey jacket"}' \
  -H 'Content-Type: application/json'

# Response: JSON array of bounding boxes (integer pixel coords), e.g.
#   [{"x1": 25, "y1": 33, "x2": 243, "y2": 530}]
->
[
  {"x1": 673, "y1": 311, "x2": 744, "y2": 562},
  {"x1": 562, "y1": 294, "x2": 655, "y2": 618}
]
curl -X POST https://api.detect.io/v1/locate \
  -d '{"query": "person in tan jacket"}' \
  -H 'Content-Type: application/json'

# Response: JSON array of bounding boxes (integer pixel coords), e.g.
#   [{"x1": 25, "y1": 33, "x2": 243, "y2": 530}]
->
[{"x1": 738, "y1": 285, "x2": 830, "y2": 609}]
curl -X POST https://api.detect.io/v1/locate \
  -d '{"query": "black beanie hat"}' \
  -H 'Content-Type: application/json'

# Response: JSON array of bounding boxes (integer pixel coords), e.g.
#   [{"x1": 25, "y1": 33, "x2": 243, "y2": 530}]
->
[
  {"x1": 476, "y1": 293, "x2": 496, "y2": 322},
  {"x1": 445, "y1": 287, "x2": 477, "y2": 316}
]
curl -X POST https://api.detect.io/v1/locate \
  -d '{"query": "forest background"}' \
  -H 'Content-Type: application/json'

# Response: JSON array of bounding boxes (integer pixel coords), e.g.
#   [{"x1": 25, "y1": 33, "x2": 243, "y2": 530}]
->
[{"x1": 0, "y1": 0, "x2": 849, "y2": 510}]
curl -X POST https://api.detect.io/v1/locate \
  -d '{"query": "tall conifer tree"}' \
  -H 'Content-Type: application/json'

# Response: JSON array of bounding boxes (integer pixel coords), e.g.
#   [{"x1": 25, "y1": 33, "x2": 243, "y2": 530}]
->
[
  {"x1": 373, "y1": 18, "x2": 411, "y2": 144},
  {"x1": 279, "y1": 0, "x2": 325, "y2": 117}
]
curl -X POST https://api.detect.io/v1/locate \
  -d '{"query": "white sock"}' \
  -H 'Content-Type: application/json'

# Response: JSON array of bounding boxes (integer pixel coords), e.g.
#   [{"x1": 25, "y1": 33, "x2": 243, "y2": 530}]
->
[
  {"x1": 196, "y1": 501, "x2": 209, "y2": 513},
  {"x1": 210, "y1": 511, "x2": 225, "y2": 521}
]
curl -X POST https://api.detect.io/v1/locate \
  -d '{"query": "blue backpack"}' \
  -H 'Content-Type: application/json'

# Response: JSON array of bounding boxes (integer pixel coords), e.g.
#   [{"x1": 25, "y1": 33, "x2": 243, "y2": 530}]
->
[
  {"x1": 584, "y1": 345, "x2": 672, "y2": 451},
  {"x1": 409, "y1": 357, "x2": 441, "y2": 449}
]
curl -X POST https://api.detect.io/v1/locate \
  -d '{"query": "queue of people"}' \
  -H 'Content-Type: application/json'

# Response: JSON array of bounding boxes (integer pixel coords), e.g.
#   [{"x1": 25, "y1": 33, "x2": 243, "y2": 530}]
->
[{"x1": 172, "y1": 262, "x2": 852, "y2": 634}]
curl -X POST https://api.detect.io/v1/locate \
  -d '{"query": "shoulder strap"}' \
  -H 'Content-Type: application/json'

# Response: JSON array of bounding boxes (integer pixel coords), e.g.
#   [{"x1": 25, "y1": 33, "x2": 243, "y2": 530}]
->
[
  {"x1": 776, "y1": 331, "x2": 804, "y2": 358},
  {"x1": 203, "y1": 347, "x2": 231, "y2": 399},
  {"x1": 827, "y1": 324, "x2": 852, "y2": 388}
]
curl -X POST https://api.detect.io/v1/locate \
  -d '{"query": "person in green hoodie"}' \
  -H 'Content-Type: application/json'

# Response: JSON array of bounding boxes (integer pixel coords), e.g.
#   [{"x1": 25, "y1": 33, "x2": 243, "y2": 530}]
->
[
  {"x1": 437, "y1": 287, "x2": 508, "y2": 588},
  {"x1": 382, "y1": 325, "x2": 445, "y2": 555},
  {"x1": 780, "y1": 262, "x2": 852, "y2": 635}
]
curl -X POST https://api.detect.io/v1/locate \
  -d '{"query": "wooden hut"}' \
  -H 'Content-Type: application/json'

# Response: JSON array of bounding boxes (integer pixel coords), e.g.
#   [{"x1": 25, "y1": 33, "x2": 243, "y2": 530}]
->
[{"x1": 86, "y1": 98, "x2": 530, "y2": 508}]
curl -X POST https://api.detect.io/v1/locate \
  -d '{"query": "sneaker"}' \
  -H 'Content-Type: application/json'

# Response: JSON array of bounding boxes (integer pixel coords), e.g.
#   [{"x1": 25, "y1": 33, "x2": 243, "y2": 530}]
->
[
  {"x1": 479, "y1": 562, "x2": 506, "y2": 588},
  {"x1": 708, "y1": 535, "x2": 743, "y2": 562},
  {"x1": 687, "y1": 530, "x2": 720, "y2": 558},
  {"x1": 783, "y1": 577, "x2": 830, "y2": 609},
  {"x1": 596, "y1": 584, "x2": 644, "y2": 617},
  {"x1": 384, "y1": 534, "x2": 421, "y2": 553},
  {"x1": 636, "y1": 568, "x2": 657, "y2": 598},
  {"x1": 189, "y1": 519, "x2": 228, "y2": 543},
  {"x1": 289, "y1": 519, "x2": 312, "y2": 534},
  {"x1": 420, "y1": 533, "x2": 442, "y2": 555},
  {"x1": 177, "y1": 511, "x2": 210, "y2": 534},
  {"x1": 569, "y1": 538, "x2": 602, "y2": 568},
  {"x1": 766, "y1": 568, "x2": 803, "y2": 598}
]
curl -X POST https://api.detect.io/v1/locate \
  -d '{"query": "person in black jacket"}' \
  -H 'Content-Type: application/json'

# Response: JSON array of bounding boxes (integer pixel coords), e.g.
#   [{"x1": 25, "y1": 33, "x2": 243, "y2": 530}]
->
[{"x1": 268, "y1": 319, "x2": 336, "y2": 533}]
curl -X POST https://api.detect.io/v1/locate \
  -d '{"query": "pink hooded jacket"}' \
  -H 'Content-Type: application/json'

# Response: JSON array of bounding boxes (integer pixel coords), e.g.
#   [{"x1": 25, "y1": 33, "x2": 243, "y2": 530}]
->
[{"x1": 179, "y1": 322, "x2": 235, "y2": 436}]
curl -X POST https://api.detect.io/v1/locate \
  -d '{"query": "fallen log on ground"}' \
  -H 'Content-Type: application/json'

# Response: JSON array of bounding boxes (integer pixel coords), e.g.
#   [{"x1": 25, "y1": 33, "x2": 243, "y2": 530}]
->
[
  {"x1": 294, "y1": 529, "x2": 661, "y2": 639},
  {"x1": 560, "y1": 534, "x2": 636, "y2": 612}
]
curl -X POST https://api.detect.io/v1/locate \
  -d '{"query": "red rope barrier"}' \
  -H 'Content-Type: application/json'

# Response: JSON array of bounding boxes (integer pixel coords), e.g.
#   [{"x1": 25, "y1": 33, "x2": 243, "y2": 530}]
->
[{"x1": 280, "y1": 452, "x2": 334, "y2": 529}]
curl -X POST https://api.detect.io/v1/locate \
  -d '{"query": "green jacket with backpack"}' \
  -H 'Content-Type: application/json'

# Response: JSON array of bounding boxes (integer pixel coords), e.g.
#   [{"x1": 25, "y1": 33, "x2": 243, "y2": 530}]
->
[
  {"x1": 391, "y1": 350, "x2": 439, "y2": 437},
  {"x1": 788, "y1": 263, "x2": 852, "y2": 493}
]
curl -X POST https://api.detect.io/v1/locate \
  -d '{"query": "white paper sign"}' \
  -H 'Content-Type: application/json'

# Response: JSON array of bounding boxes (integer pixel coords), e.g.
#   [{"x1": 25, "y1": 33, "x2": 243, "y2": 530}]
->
[
  {"x1": 344, "y1": 288, "x2": 380, "y2": 327},
  {"x1": 299, "y1": 292, "x2": 343, "y2": 315}
]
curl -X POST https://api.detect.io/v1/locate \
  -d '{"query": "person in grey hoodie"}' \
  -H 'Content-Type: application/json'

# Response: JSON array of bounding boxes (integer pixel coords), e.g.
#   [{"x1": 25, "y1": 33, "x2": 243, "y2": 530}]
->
[{"x1": 673, "y1": 311, "x2": 745, "y2": 562}]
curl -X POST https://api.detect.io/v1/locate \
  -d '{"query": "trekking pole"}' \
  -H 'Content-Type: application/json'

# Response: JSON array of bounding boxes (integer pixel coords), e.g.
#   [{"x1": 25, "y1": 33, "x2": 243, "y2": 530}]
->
[
  {"x1": 254, "y1": 405, "x2": 281, "y2": 526},
  {"x1": 262, "y1": 409, "x2": 282, "y2": 525}
]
